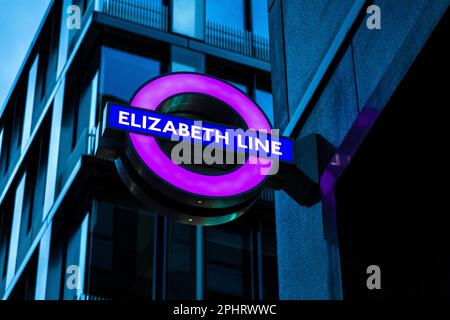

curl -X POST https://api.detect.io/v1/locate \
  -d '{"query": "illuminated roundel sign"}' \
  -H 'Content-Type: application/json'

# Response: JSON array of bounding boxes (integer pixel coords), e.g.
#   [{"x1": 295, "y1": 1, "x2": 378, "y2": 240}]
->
[{"x1": 104, "y1": 73, "x2": 294, "y2": 226}]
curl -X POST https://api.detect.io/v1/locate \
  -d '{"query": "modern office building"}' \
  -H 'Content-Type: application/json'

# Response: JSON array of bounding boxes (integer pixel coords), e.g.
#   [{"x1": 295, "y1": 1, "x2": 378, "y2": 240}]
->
[
  {"x1": 1, "y1": 0, "x2": 449, "y2": 301},
  {"x1": 0, "y1": 0, "x2": 277, "y2": 300},
  {"x1": 269, "y1": 0, "x2": 449, "y2": 299}
]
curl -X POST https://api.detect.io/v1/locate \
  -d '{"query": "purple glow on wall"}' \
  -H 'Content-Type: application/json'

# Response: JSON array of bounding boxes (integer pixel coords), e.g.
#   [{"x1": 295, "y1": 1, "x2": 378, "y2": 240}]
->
[
  {"x1": 320, "y1": 107, "x2": 380, "y2": 196},
  {"x1": 129, "y1": 73, "x2": 273, "y2": 197}
]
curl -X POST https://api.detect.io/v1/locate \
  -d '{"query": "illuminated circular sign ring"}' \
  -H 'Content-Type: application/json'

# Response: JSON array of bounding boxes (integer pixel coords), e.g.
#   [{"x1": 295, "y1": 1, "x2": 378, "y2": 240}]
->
[
  {"x1": 116, "y1": 73, "x2": 274, "y2": 225},
  {"x1": 130, "y1": 73, "x2": 273, "y2": 194}
]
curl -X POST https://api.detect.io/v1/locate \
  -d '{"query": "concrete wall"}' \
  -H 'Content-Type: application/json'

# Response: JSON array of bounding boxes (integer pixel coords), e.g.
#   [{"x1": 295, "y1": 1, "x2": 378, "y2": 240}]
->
[{"x1": 269, "y1": 0, "x2": 449, "y2": 299}]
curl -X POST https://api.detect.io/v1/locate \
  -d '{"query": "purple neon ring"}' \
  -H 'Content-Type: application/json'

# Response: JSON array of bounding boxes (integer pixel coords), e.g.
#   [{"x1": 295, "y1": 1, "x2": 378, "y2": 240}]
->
[{"x1": 129, "y1": 73, "x2": 273, "y2": 197}]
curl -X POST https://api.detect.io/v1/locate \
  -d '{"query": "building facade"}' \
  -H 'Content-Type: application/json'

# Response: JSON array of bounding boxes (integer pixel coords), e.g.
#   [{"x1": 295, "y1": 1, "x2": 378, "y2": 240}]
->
[
  {"x1": 269, "y1": 0, "x2": 449, "y2": 299},
  {"x1": 0, "y1": 0, "x2": 278, "y2": 300},
  {"x1": 1, "y1": 0, "x2": 449, "y2": 301}
]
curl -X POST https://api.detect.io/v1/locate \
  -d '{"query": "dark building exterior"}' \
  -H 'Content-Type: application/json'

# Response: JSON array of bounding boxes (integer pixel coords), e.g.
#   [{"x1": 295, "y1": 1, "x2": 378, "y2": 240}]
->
[
  {"x1": 0, "y1": 0, "x2": 277, "y2": 300},
  {"x1": 269, "y1": 0, "x2": 449, "y2": 299},
  {"x1": 1, "y1": 0, "x2": 449, "y2": 301}
]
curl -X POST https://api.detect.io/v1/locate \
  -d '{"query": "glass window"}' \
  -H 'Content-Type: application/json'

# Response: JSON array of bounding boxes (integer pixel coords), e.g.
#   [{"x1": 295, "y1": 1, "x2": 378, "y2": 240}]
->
[
  {"x1": 251, "y1": 0, "x2": 269, "y2": 37},
  {"x1": 255, "y1": 89, "x2": 274, "y2": 125},
  {"x1": 22, "y1": 56, "x2": 39, "y2": 148},
  {"x1": 259, "y1": 209, "x2": 279, "y2": 299},
  {"x1": 17, "y1": 129, "x2": 50, "y2": 269},
  {"x1": 65, "y1": 0, "x2": 90, "y2": 54},
  {"x1": 172, "y1": 0, "x2": 203, "y2": 38},
  {"x1": 206, "y1": 0, "x2": 245, "y2": 29},
  {"x1": 0, "y1": 86, "x2": 26, "y2": 178},
  {"x1": 72, "y1": 0, "x2": 89, "y2": 14},
  {"x1": 204, "y1": 220, "x2": 252, "y2": 299},
  {"x1": 57, "y1": 67, "x2": 96, "y2": 194},
  {"x1": 228, "y1": 80, "x2": 248, "y2": 94},
  {"x1": 171, "y1": 46, "x2": 204, "y2": 72},
  {"x1": 8, "y1": 252, "x2": 38, "y2": 300},
  {"x1": 0, "y1": 196, "x2": 14, "y2": 295},
  {"x1": 45, "y1": 208, "x2": 88, "y2": 300},
  {"x1": 203, "y1": 204, "x2": 278, "y2": 300},
  {"x1": 166, "y1": 222, "x2": 197, "y2": 299},
  {"x1": 56, "y1": 43, "x2": 99, "y2": 195},
  {"x1": 87, "y1": 201, "x2": 154, "y2": 299},
  {"x1": 0, "y1": 129, "x2": 3, "y2": 168},
  {"x1": 11, "y1": 91, "x2": 25, "y2": 161},
  {"x1": 0, "y1": 120, "x2": 11, "y2": 178},
  {"x1": 34, "y1": 9, "x2": 60, "y2": 123},
  {"x1": 59, "y1": 0, "x2": 91, "y2": 75},
  {"x1": 62, "y1": 220, "x2": 84, "y2": 300},
  {"x1": 100, "y1": 46, "x2": 161, "y2": 103},
  {"x1": 46, "y1": 224, "x2": 66, "y2": 299},
  {"x1": 62, "y1": 214, "x2": 89, "y2": 300},
  {"x1": 75, "y1": 73, "x2": 94, "y2": 147}
]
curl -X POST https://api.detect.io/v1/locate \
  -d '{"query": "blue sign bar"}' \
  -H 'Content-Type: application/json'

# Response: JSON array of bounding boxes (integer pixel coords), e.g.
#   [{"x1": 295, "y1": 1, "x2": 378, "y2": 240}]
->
[{"x1": 107, "y1": 103, "x2": 294, "y2": 163}]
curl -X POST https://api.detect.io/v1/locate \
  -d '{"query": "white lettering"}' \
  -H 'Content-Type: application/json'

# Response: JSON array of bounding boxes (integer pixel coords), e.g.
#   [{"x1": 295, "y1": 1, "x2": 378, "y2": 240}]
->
[
  {"x1": 255, "y1": 138, "x2": 269, "y2": 154},
  {"x1": 163, "y1": 121, "x2": 177, "y2": 135},
  {"x1": 178, "y1": 123, "x2": 190, "y2": 137},
  {"x1": 130, "y1": 113, "x2": 141, "y2": 128},
  {"x1": 237, "y1": 134, "x2": 248, "y2": 149},
  {"x1": 191, "y1": 125, "x2": 203, "y2": 140},
  {"x1": 147, "y1": 117, "x2": 162, "y2": 132},
  {"x1": 272, "y1": 141, "x2": 282, "y2": 155},
  {"x1": 202, "y1": 127, "x2": 215, "y2": 141},
  {"x1": 118, "y1": 111, "x2": 129, "y2": 125},
  {"x1": 215, "y1": 131, "x2": 229, "y2": 144}
]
